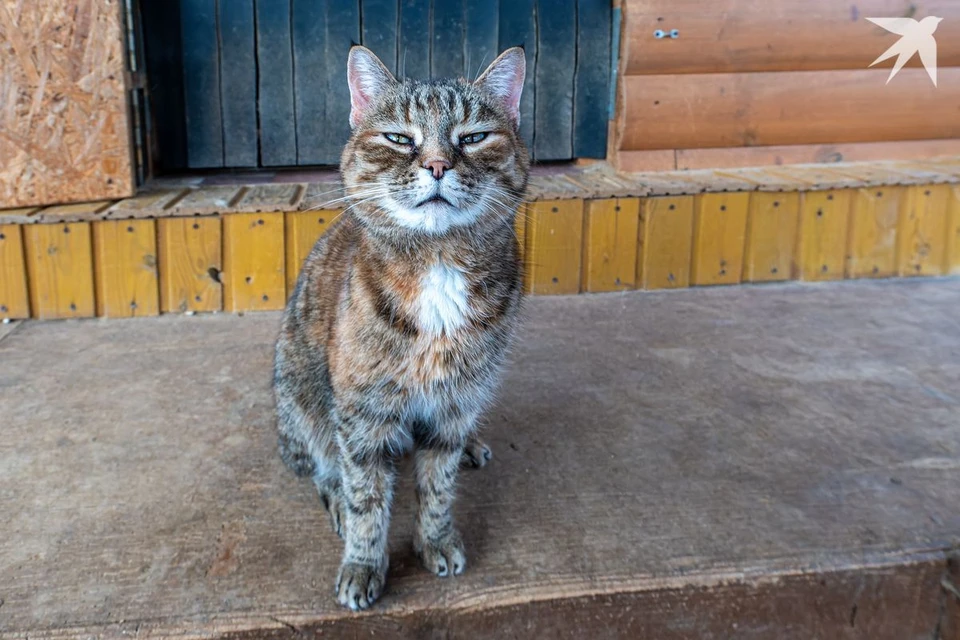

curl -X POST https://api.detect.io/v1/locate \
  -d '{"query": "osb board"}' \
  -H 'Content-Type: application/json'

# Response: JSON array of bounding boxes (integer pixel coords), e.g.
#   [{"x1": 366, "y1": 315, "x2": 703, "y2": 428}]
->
[{"x1": 0, "y1": 0, "x2": 134, "y2": 208}]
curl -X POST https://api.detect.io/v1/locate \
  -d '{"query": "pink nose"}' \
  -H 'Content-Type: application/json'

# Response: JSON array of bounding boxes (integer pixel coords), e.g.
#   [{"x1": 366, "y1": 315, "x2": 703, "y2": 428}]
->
[{"x1": 424, "y1": 158, "x2": 451, "y2": 180}]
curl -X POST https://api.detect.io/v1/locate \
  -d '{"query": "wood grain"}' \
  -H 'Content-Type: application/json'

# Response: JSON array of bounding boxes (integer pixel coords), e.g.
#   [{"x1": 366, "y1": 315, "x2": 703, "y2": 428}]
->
[
  {"x1": 797, "y1": 190, "x2": 853, "y2": 281},
  {"x1": 619, "y1": 70, "x2": 960, "y2": 151},
  {"x1": 284, "y1": 210, "x2": 333, "y2": 296},
  {"x1": 742, "y1": 192, "x2": 799, "y2": 283},
  {"x1": 847, "y1": 188, "x2": 903, "y2": 279},
  {"x1": 525, "y1": 199, "x2": 584, "y2": 295},
  {"x1": 691, "y1": 193, "x2": 750, "y2": 286},
  {"x1": 157, "y1": 217, "x2": 222, "y2": 313},
  {"x1": 897, "y1": 185, "x2": 950, "y2": 276},
  {"x1": 622, "y1": 0, "x2": 960, "y2": 75},
  {"x1": 637, "y1": 196, "x2": 694, "y2": 289},
  {"x1": 92, "y1": 220, "x2": 159, "y2": 317},
  {"x1": 23, "y1": 222, "x2": 96, "y2": 319},
  {"x1": 947, "y1": 186, "x2": 960, "y2": 276},
  {"x1": 223, "y1": 213, "x2": 285, "y2": 312},
  {"x1": 0, "y1": 0, "x2": 133, "y2": 207},
  {"x1": 582, "y1": 198, "x2": 640, "y2": 292},
  {"x1": 0, "y1": 224, "x2": 30, "y2": 319}
]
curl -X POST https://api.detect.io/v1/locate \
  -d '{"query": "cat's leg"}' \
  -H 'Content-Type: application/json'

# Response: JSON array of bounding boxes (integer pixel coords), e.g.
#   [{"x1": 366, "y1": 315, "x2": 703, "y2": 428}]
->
[
  {"x1": 461, "y1": 432, "x2": 492, "y2": 469},
  {"x1": 333, "y1": 404, "x2": 399, "y2": 610},
  {"x1": 413, "y1": 414, "x2": 477, "y2": 577}
]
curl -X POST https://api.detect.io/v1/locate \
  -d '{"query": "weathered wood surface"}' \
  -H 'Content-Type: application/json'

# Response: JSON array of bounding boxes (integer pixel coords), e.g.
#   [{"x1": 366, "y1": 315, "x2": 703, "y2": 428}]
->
[
  {"x1": 0, "y1": 0, "x2": 133, "y2": 207},
  {"x1": 619, "y1": 70, "x2": 960, "y2": 151},
  {"x1": 1, "y1": 282, "x2": 959, "y2": 637},
  {"x1": 622, "y1": 0, "x2": 960, "y2": 75}
]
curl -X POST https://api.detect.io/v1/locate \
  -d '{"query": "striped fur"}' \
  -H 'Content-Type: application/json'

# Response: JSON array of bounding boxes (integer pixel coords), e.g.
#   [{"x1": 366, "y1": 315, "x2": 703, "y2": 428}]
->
[{"x1": 273, "y1": 46, "x2": 529, "y2": 610}]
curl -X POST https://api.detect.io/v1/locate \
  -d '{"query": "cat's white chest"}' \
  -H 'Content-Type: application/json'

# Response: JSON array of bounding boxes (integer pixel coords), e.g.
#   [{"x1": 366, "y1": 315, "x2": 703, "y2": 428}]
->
[{"x1": 415, "y1": 263, "x2": 470, "y2": 335}]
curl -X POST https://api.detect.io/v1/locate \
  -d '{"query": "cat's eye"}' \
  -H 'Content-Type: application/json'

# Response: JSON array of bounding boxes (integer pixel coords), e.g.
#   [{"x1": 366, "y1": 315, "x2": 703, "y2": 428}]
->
[
  {"x1": 459, "y1": 132, "x2": 489, "y2": 145},
  {"x1": 384, "y1": 132, "x2": 413, "y2": 145}
]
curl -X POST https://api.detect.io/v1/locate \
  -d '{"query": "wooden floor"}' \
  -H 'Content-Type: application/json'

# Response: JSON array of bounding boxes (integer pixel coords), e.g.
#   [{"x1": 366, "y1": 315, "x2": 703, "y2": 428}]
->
[{"x1": 1, "y1": 280, "x2": 959, "y2": 638}]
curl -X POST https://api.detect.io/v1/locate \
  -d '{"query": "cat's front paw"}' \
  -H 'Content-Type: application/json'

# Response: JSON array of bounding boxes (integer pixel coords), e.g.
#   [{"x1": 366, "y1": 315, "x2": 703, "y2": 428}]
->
[
  {"x1": 461, "y1": 438, "x2": 492, "y2": 469},
  {"x1": 335, "y1": 562, "x2": 386, "y2": 611},
  {"x1": 415, "y1": 532, "x2": 466, "y2": 577}
]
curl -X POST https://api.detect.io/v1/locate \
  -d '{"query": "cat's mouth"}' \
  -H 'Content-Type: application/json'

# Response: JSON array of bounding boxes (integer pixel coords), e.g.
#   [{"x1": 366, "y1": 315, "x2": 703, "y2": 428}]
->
[{"x1": 416, "y1": 194, "x2": 452, "y2": 208}]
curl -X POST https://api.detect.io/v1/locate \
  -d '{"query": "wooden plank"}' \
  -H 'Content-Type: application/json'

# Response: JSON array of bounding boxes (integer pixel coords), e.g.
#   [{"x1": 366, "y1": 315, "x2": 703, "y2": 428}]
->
[
  {"x1": 140, "y1": 0, "x2": 188, "y2": 172},
  {"x1": 157, "y1": 217, "x2": 222, "y2": 313},
  {"x1": 897, "y1": 185, "x2": 950, "y2": 277},
  {"x1": 797, "y1": 190, "x2": 853, "y2": 281},
  {"x1": 361, "y1": 0, "x2": 399, "y2": 75},
  {"x1": 180, "y1": 0, "x2": 223, "y2": 168},
  {"x1": 431, "y1": 0, "x2": 463, "y2": 79},
  {"x1": 293, "y1": 0, "x2": 329, "y2": 165},
  {"x1": 223, "y1": 213, "x2": 286, "y2": 312},
  {"x1": 0, "y1": 224, "x2": 30, "y2": 319},
  {"x1": 498, "y1": 0, "x2": 536, "y2": 149},
  {"x1": 398, "y1": 0, "x2": 430, "y2": 79},
  {"x1": 573, "y1": 0, "x2": 611, "y2": 159},
  {"x1": 234, "y1": 184, "x2": 306, "y2": 213},
  {"x1": 0, "y1": 0, "x2": 134, "y2": 207},
  {"x1": 615, "y1": 150, "x2": 677, "y2": 173},
  {"x1": 464, "y1": 0, "x2": 498, "y2": 81},
  {"x1": 742, "y1": 192, "x2": 799, "y2": 283},
  {"x1": 514, "y1": 203, "x2": 528, "y2": 265},
  {"x1": 622, "y1": 0, "x2": 960, "y2": 75},
  {"x1": 284, "y1": 210, "x2": 334, "y2": 295},
  {"x1": 524, "y1": 199, "x2": 584, "y2": 295},
  {"x1": 533, "y1": 0, "x2": 575, "y2": 160},
  {"x1": 23, "y1": 223, "x2": 95, "y2": 319},
  {"x1": 847, "y1": 187, "x2": 903, "y2": 279},
  {"x1": 620, "y1": 70, "x2": 960, "y2": 151},
  {"x1": 168, "y1": 186, "x2": 246, "y2": 216},
  {"x1": 690, "y1": 193, "x2": 749, "y2": 286},
  {"x1": 104, "y1": 189, "x2": 192, "y2": 220},
  {"x1": 637, "y1": 196, "x2": 694, "y2": 289},
  {"x1": 582, "y1": 198, "x2": 640, "y2": 292},
  {"x1": 675, "y1": 140, "x2": 960, "y2": 171},
  {"x1": 0, "y1": 207, "x2": 40, "y2": 224},
  {"x1": 218, "y1": 0, "x2": 258, "y2": 167},
  {"x1": 92, "y1": 220, "x2": 159, "y2": 318},
  {"x1": 33, "y1": 201, "x2": 114, "y2": 224},
  {"x1": 947, "y1": 186, "x2": 960, "y2": 276},
  {"x1": 319, "y1": 0, "x2": 360, "y2": 162},
  {"x1": 256, "y1": 0, "x2": 297, "y2": 166}
]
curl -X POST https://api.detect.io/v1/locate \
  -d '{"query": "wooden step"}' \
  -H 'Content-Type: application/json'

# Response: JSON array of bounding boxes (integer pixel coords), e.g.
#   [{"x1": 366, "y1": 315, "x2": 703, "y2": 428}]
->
[{"x1": 1, "y1": 282, "x2": 958, "y2": 638}]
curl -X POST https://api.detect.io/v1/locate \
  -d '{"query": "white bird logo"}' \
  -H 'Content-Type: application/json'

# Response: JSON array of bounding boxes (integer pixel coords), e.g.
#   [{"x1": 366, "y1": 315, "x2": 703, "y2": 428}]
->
[{"x1": 867, "y1": 16, "x2": 943, "y2": 87}]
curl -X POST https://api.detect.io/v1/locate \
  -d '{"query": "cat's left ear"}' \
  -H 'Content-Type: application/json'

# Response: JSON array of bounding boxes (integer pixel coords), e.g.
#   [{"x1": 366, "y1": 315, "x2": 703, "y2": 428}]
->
[
  {"x1": 475, "y1": 47, "x2": 526, "y2": 126},
  {"x1": 347, "y1": 46, "x2": 397, "y2": 128}
]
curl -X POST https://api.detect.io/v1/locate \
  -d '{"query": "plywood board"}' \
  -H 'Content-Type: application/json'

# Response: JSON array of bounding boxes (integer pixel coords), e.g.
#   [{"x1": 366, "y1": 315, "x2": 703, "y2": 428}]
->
[
  {"x1": 92, "y1": 220, "x2": 159, "y2": 317},
  {"x1": 23, "y1": 222, "x2": 96, "y2": 319},
  {"x1": 742, "y1": 192, "x2": 799, "y2": 282},
  {"x1": 582, "y1": 198, "x2": 640, "y2": 292},
  {"x1": 637, "y1": 196, "x2": 694, "y2": 289},
  {"x1": 0, "y1": 0, "x2": 133, "y2": 207}
]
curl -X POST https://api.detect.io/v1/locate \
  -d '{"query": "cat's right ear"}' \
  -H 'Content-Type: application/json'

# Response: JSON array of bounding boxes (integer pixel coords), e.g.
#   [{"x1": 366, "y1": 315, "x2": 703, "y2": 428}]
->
[
  {"x1": 347, "y1": 46, "x2": 396, "y2": 128},
  {"x1": 475, "y1": 47, "x2": 526, "y2": 126}
]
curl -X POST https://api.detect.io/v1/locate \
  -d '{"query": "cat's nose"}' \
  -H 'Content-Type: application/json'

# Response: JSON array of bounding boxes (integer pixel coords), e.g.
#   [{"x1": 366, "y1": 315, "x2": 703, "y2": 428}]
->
[{"x1": 423, "y1": 158, "x2": 451, "y2": 180}]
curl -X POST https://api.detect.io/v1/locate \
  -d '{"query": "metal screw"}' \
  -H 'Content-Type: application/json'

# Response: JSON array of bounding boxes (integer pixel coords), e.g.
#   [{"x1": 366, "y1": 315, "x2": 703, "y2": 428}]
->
[
  {"x1": 654, "y1": 29, "x2": 666, "y2": 39},
  {"x1": 669, "y1": 29, "x2": 680, "y2": 38}
]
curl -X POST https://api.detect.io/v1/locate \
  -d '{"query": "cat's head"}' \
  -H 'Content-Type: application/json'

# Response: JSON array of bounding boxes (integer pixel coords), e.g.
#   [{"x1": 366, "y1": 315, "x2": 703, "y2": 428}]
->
[{"x1": 340, "y1": 46, "x2": 529, "y2": 237}]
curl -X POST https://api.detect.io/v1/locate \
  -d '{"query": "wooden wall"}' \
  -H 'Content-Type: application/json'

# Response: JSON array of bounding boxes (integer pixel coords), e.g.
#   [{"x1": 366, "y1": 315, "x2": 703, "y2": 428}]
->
[
  {"x1": 0, "y1": 0, "x2": 134, "y2": 208},
  {"x1": 613, "y1": 0, "x2": 960, "y2": 170}
]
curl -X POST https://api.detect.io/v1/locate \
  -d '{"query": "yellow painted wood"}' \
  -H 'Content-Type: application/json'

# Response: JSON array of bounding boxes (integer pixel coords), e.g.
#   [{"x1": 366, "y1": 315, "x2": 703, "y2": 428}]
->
[
  {"x1": 158, "y1": 217, "x2": 222, "y2": 313},
  {"x1": 92, "y1": 220, "x2": 159, "y2": 318},
  {"x1": 525, "y1": 199, "x2": 584, "y2": 295},
  {"x1": 284, "y1": 210, "x2": 334, "y2": 296},
  {"x1": 846, "y1": 187, "x2": 903, "y2": 279},
  {"x1": 582, "y1": 198, "x2": 640, "y2": 292},
  {"x1": 946, "y1": 186, "x2": 960, "y2": 275},
  {"x1": 897, "y1": 185, "x2": 950, "y2": 277},
  {"x1": 23, "y1": 223, "x2": 95, "y2": 319},
  {"x1": 223, "y1": 213, "x2": 286, "y2": 312},
  {"x1": 797, "y1": 190, "x2": 852, "y2": 281},
  {"x1": 637, "y1": 196, "x2": 695, "y2": 289},
  {"x1": 0, "y1": 224, "x2": 30, "y2": 319},
  {"x1": 515, "y1": 204, "x2": 529, "y2": 290},
  {"x1": 691, "y1": 192, "x2": 750, "y2": 285},
  {"x1": 742, "y1": 192, "x2": 799, "y2": 282}
]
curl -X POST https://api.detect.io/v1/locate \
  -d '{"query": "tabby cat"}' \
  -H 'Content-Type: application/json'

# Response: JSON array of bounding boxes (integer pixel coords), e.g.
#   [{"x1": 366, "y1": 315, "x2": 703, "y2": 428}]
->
[{"x1": 273, "y1": 45, "x2": 529, "y2": 610}]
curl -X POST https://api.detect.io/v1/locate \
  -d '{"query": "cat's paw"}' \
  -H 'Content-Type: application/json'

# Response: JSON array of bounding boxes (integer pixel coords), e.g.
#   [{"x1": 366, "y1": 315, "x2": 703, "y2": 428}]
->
[
  {"x1": 415, "y1": 532, "x2": 466, "y2": 577},
  {"x1": 461, "y1": 439, "x2": 492, "y2": 469},
  {"x1": 335, "y1": 562, "x2": 386, "y2": 611}
]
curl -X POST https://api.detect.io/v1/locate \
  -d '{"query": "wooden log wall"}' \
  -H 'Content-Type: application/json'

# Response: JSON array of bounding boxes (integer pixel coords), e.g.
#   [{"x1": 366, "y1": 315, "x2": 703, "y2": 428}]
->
[
  {"x1": 1, "y1": 160, "x2": 959, "y2": 320},
  {"x1": 613, "y1": 0, "x2": 960, "y2": 171},
  {"x1": 0, "y1": 0, "x2": 134, "y2": 208}
]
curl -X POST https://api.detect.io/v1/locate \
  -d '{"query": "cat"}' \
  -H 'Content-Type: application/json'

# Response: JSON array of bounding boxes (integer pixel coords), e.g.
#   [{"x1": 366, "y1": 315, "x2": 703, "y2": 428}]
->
[{"x1": 273, "y1": 45, "x2": 529, "y2": 610}]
